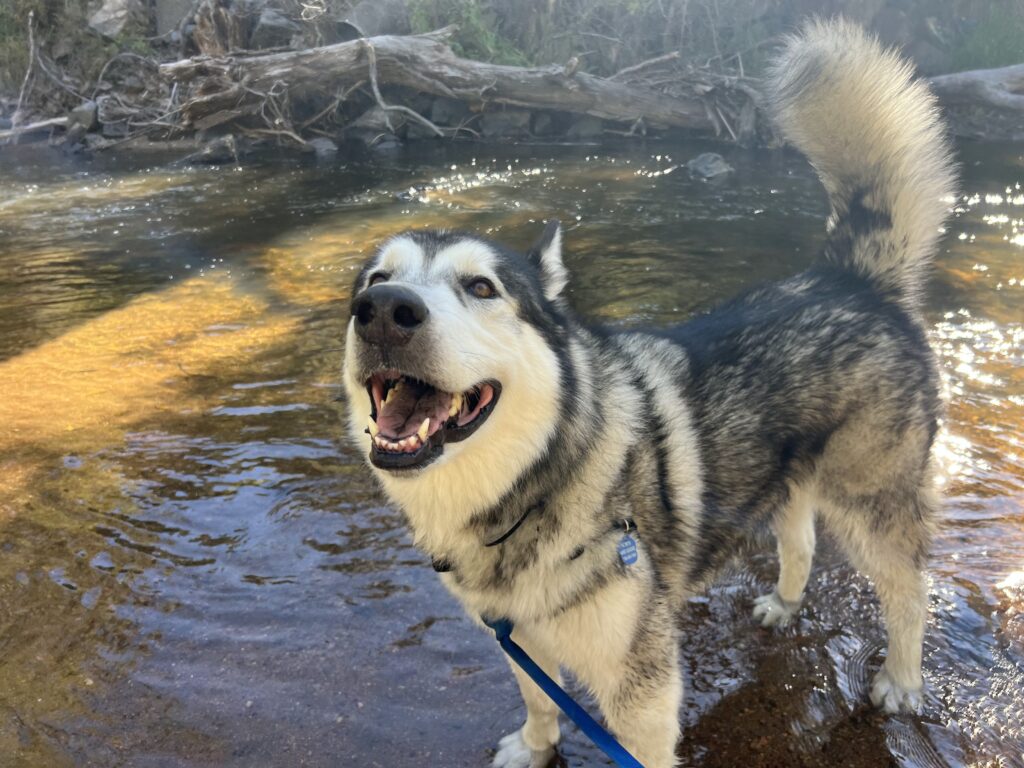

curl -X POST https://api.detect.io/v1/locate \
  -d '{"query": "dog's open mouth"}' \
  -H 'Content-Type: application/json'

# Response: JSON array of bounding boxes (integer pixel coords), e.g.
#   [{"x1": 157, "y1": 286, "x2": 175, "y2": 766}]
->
[{"x1": 365, "y1": 370, "x2": 501, "y2": 470}]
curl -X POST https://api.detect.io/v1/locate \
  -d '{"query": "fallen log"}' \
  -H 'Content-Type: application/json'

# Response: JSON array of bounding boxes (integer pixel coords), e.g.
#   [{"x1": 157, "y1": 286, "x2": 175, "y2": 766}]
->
[
  {"x1": 160, "y1": 27, "x2": 718, "y2": 135},
  {"x1": 928, "y1": 63, "x2": 1024, "y2": 141},
  {"x1": 929, "y1": 63, "x2": 1024, "y2": 112}
]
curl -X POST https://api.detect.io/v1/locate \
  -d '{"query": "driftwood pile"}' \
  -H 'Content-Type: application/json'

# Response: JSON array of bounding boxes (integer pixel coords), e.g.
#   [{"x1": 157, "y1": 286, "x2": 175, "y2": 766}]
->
[
  {"x1": 5, "y1": 4, "x2": 1024, "y2": 154},
  {"x1": 156, "y1": 26, "x2": 761, "y2": 150}
]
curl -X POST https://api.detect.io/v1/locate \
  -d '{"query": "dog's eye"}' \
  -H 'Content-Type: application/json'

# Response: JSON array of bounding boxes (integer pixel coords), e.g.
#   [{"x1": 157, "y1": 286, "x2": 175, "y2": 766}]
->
[
  {"x1": 368, "y1": 272, "x2": 389, "y2": 287},
  {"x1": 466, "y1": 278, "x2": 497, "y2": 299}
]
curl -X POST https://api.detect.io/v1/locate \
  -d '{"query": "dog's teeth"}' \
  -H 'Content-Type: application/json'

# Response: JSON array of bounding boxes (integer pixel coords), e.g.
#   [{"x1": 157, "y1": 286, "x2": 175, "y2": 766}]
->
[
  {"x1": 417, "y1": 418, "x2": 429, "y2": 442},
  {"x1": 449, "y1": 392, "x2": 462, "y2": 417},
  {"x1": 379, "y1": 398, "x2": 385, "y2": 413},
  {"x1": 367, "y1": 417, "x2": 379, "y2": 437},
  {"x1": 384, "y1": 380, "x2": 402, "y2": 406}
]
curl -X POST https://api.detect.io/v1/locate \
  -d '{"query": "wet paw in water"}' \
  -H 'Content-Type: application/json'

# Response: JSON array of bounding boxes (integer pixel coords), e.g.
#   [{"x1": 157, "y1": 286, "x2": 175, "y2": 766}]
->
[
  {"x1": 492, "y1": 730, "x2": 555, "y2": 768},
  {"x1": 870, "y1": 666, "x2": 923, "y2": 714},
  {"x1": 752, "y1": 591, "x2": 801, "y2": 627}
]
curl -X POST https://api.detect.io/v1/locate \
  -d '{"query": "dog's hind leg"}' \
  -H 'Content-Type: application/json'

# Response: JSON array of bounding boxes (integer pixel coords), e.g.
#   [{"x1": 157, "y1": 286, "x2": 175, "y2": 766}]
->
[
  {"x1": 753, "y1": 485, "x2": 816, "y2": 627},
  {"x1": 493, "y1": 632, "x2": 560, "y2": 768},
  {"x1": 818, "y1": 484, "x2": 934, "y2": 714}
]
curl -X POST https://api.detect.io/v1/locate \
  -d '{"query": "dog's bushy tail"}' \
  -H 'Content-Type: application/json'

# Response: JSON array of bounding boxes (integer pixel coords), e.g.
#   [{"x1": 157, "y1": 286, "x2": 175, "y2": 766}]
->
[{"x1": 767, "y1": 18, "x2": 956, "y2": 306}]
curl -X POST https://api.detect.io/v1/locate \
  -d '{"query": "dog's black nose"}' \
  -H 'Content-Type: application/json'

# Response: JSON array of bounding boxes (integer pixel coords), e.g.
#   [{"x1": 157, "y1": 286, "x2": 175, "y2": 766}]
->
[{"x1": 351, "y1": 284, "x2": 429, "y2": 347}]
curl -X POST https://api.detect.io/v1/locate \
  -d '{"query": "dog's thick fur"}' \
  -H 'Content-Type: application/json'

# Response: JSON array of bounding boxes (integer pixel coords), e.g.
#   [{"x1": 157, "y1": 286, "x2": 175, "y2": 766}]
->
[{"x1": 342, "y1": 19, "x2": 956, "y2": 768}]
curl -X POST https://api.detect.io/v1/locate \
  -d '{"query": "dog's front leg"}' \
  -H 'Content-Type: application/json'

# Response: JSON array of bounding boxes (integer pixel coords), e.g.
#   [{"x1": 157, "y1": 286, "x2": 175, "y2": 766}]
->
[
  {"x1": 573, "y1": 602, "x2": 684, "y2": 768},
  {"x1": 492, "y1": 630, "x2": 560, "y2": 768},
  {"x1": 591, "y1": 614, "x2": 683, "y2": 768}
]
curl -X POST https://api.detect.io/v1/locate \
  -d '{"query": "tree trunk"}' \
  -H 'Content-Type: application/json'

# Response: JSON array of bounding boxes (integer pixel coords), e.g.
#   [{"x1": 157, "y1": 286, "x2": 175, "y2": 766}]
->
[
  {"x1": 929, "y1": 64, "x2": 1024, "y2": 111},
  {"x1": 929, "y1": 64, "x2": 1024, "y2": 140},
  {"x1": 160, "y1": 28, "x2": 717, "y2": 133}
]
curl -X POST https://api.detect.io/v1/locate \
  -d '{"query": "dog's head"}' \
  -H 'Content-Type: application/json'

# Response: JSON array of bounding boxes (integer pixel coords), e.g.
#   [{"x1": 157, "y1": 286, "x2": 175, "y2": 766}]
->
[{"x1": 343, "y1": 222, "x2": 570, "y2": 509}]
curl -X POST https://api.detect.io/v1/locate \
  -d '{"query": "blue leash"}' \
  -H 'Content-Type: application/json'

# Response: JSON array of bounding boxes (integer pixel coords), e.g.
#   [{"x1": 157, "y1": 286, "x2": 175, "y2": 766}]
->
[{"x1": 483, "y1": 616, "x2": 644, "y2": 768}]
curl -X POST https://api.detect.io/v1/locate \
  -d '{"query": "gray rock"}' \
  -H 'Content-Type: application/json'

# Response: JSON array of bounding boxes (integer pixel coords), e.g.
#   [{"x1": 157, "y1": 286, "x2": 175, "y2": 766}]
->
[
  {"x1": 345, "y1": 107, "x2": 402, "y2": 149},
  {"x1": 405, "y1": 120, "x2": 442, "y2": 141},
  {"x1": 480, "y1": 109, "x2": 531, "y2": 138},
  {"x1": 337, "y1": 0, "x2": 411, "y2": 41},
  {"x1": 186, "y1": 135, "x2": 239, "y2": 165},
  {"x1": 68, "y1": 100, "x2": 98, "y2": 132},
  {"x1": 62, "y1": 123, "x2": 89, "y2": 153},
  {"x1": 370, "y1": 135, "x2": 402, "y2": 152},
  {"x1": 350, "y1": 105, "x2": 403, "y2": 133},
  {"x1": 566, "y1": 116, "x2": 604, "y2": 140},
  {"x1": 429, "y1": 97, "x2": 469, "y2": 127},
  {"x1": 307, "y1": 136, "x2": 338, "y2": 159},
  {"x1": 154, "y1": 0, "x2": 193, "y2": 36},
  {"x1": 88, "y1": 0, "x2": 148, "y2": 39},
  {"x1": 250, "y1": 7, "x2": 301, "y2": 49},
  {"x1": 531, "y1": 112, "x2": 556, "y2": 136},
  {"x1": 686, "y1": 152, "x2": 734, "y2": 181}
]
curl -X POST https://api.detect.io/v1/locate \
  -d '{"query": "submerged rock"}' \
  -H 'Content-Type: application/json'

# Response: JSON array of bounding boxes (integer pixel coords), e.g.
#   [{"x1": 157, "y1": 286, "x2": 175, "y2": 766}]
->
[
  {"x1": 185, "y1": 135, "x2": 239, "y2": 165},
  {"x1": 686, "y1": 152, "x2": 734, "y2": 181}
]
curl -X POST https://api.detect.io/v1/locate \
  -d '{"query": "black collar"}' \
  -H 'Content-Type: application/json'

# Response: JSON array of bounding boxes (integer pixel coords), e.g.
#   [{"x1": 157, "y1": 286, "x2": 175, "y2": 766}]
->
[
  {"x1": 430, "y1": 507, "x2": 637, "y2": 574},
  {"x1": 430, "y1": 500, "x2": 546, "y2": 574},
  {"x1": 485, "y1": 499, "x2": 546, "y2": 547}
]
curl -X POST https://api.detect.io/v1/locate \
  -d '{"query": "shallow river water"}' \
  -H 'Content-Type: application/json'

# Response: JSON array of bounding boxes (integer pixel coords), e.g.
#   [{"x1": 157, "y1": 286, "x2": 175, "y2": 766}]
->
[{"x1": 0, "y1": 138, "x2": 1021, "y2": 768}]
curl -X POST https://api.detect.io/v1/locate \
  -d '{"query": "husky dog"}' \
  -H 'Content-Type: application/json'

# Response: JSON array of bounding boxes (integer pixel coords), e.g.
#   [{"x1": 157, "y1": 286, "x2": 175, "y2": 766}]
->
[{"x1": 342, "y1": 19, "x2": 955, "y2": 768}]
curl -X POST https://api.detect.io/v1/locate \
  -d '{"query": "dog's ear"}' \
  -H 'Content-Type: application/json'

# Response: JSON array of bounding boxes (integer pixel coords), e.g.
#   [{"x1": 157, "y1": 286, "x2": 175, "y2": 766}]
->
[{"x1": 528, "y1": 220, "x2": 568, "y2": 302}]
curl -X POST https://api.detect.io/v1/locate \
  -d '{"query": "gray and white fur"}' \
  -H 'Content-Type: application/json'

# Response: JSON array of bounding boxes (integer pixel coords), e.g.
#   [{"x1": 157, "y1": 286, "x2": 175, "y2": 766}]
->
[{"x1": 341, "y1": 19, "x2": 956, "y2": 768}]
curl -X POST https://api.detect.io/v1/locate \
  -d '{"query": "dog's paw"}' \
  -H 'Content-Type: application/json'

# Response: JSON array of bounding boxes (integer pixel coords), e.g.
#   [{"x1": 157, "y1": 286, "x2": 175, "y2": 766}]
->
[
  {"x1": 752, "y1": 590, "x2": 800, "y2": 627},
  {"x1": 492, "y1": 729, "x2": 555, "y2": 768},
  {"x1": 870, "y1": 667, "x2": 923, "y2": 714}
]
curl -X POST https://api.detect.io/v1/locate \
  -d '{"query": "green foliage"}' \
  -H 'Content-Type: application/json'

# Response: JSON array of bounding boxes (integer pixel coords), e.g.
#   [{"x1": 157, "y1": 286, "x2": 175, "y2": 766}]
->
[
  {"x1": 118, "y1": 34, "x2": 157, "y2": 57},
  {"x1": 408, "y1": 0, "x2": 530, "y2": 65},
  {"x1": 0, "y1": 0, "x2": 150, "y2": 101},
  {"x1": 405, "y1": 0, "x2": 781, "y2": 77},
  {"x1": 951, "y1": 3, "x2": 1024, "y2": 71}
]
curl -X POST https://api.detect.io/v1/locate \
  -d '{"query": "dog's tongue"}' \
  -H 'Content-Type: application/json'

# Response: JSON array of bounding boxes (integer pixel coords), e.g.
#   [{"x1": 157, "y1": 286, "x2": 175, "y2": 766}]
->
[{"x1": 378, "y1": 381, "x2": 450, "y2": 438}]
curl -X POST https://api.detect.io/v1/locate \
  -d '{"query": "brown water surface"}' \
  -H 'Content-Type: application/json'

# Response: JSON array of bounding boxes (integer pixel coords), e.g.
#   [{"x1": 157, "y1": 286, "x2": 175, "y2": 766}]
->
[{"x1": 0, "y1": 140, "x2": 1021, "y2": 767}]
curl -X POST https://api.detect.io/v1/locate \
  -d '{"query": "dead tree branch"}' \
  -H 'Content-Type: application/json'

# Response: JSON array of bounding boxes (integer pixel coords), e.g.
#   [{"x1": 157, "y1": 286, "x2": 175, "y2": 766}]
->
[
  {"x1": 0, "y1": 117, "x2": 69, "y2": 143},
  {"x1": 929, "y1": 64, "x2": 1024, "y2": 113},
  {"x1": 13, "y1": 10, "x2": 37, "y2": 134},
  {"x1": 362, "y1": 38, "x2": 444, "y2": 137},
  {"x1": 160, "y1": 28, "x2": 716, "y2": 134}
]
